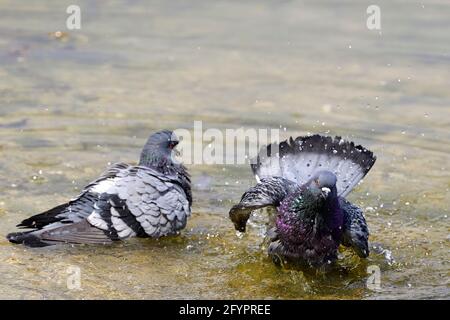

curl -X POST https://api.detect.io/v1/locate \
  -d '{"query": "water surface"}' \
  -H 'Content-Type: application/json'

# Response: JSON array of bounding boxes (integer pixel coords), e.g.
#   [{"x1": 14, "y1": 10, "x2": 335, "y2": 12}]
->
[{"x1": 0, "y1": 0, "x2": 449, "y2": 299}]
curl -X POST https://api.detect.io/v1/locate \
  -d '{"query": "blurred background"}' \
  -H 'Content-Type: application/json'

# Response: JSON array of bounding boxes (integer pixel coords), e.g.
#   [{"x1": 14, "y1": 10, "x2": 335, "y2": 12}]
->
[{"x1": 0, "y1": 0, "x2": 448, "y2": 299}]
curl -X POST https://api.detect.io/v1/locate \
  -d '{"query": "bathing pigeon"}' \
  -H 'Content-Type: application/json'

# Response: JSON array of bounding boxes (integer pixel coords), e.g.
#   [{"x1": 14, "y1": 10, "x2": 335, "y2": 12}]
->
[
  {"x1": 229, "y1": 135, "x2": 376, "y2": 267},
  {"x1": 7, "y1": 130, "x2": 191, "y2": 247}
]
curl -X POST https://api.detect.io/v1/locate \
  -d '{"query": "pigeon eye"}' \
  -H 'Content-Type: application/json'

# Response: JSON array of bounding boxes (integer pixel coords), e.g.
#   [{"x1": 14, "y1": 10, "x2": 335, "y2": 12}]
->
[{"x1": 168, "y1": 141, "x2": 179, "y2": 149}]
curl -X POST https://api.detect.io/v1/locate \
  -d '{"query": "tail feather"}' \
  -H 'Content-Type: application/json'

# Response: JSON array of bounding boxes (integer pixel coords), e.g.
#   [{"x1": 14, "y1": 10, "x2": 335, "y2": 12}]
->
[
  {"x1": 7, "y1": 220, "x2": 115, "y2": 247},
  {"x1": 17, "y1": 203, "x2": 69, "y2": 229},
  {"x1": 251, "y1": 135, "x2": 376, "y2": 197},
  {"x1": 39, "y1": 220, "x2": 116, "y2": 244},
  {"x1": 6, "y1": 231, "x2": 52, "y2": 247}
]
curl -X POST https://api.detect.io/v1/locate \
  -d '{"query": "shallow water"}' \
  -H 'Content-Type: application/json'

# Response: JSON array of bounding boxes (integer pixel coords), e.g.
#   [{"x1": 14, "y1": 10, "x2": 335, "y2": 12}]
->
[{"x1": 0, "y1": 0, "x2": 449, "y2": 299}]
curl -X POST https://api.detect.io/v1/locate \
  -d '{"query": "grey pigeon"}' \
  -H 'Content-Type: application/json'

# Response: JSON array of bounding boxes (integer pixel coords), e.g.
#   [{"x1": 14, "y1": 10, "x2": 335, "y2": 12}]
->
[
  {"x1": 229, "y1": 135, "x2": 376, "y2": 267},
  {"x1": 7, "y1": 130, "x2": 191, "y2": 247}
]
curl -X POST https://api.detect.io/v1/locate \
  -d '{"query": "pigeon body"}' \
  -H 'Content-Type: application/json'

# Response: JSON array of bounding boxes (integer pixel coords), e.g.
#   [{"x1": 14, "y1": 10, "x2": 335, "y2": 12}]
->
[
  {"x1": 7, "y1": 130, "x2": 191, "y2": 247},
  {"x1": 229, "y1": 135, "x2": 375, "y2": 267}
]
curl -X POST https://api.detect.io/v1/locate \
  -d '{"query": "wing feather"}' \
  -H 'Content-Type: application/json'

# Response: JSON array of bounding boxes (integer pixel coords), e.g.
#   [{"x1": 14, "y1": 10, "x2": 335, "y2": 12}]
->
[
  {"x1": 229, "y1": 177, "x2": 298, "y2": 232},
  {"x1": 340, "y1": 198, "x2": 370, "y2": 258}
]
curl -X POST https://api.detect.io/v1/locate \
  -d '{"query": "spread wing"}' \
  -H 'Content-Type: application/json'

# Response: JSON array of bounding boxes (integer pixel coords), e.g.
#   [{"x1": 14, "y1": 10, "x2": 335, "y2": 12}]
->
[
  {"x1": 339, "y1": 198, "x2": 370, "y2": 258},
  {"x1": 229, "y1": 177, "x2": 298, "y2": 232}
]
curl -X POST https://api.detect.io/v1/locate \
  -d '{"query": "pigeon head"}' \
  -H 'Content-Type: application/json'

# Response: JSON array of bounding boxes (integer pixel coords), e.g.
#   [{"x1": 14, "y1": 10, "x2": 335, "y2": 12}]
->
[
  {"x1": 309, "y1": 170, "x2": 338, "y2": 201},
  {"x1": 287, "y1": 170, "x2": 340, "y2": 238},
  {"x1": 291, "y1": 171, "x2": 338, "y2": 213},
  {"x1": 146, "y1": 130, "x2": 179, "y2": 150},
  {"x1": 139, "y1": 130, "x2": 179, "y2": 168}
]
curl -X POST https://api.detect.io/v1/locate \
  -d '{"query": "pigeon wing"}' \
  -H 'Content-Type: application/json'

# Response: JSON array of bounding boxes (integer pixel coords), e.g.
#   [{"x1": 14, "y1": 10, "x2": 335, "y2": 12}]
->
[
  {"x1": 229, "y1": 177, "x2": 298, "y2": 232},
  {"x1": 87, "y1": 165, "x2": 191, "y2": 239},
  {"x1": 340, "y1": 198, "x2": 370, "y2": 258},
  {"x1": 16, "y1": 162, "x2": 132, "y2": 230}
]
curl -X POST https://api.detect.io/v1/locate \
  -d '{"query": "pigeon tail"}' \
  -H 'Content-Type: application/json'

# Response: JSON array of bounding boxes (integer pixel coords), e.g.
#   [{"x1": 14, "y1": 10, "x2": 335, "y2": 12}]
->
[
  {"x1": 251, "y1": 135, "x2": 376, "y2": 197},
  {"x1": 6, "y1": 231, "x2": 52, "y2": 247}
]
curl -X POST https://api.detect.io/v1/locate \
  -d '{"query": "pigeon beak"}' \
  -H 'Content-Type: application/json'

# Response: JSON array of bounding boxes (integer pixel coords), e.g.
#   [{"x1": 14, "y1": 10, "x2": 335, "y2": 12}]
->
[{"x1": 321, "y1": 187, "x2": 331, "y2": 198}]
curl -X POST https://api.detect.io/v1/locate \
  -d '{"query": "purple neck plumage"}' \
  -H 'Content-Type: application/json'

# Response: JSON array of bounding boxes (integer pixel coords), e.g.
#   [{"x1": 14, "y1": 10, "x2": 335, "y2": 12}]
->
[
  {"x1": 275, "y1": 188, "x2": 344, "y2": 265},
  {"x1": 319, "y1": 195, "x2": 343, "y2": 241}
]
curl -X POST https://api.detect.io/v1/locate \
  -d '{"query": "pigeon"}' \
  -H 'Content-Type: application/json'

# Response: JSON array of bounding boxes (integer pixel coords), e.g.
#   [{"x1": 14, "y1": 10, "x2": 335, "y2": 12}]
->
[
  {"x1": 7, "y1": 130, "x2": 192, "y2": 247},
  {"x1": 229, "y1": 134, "x2": 376, "y2": 267}
]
